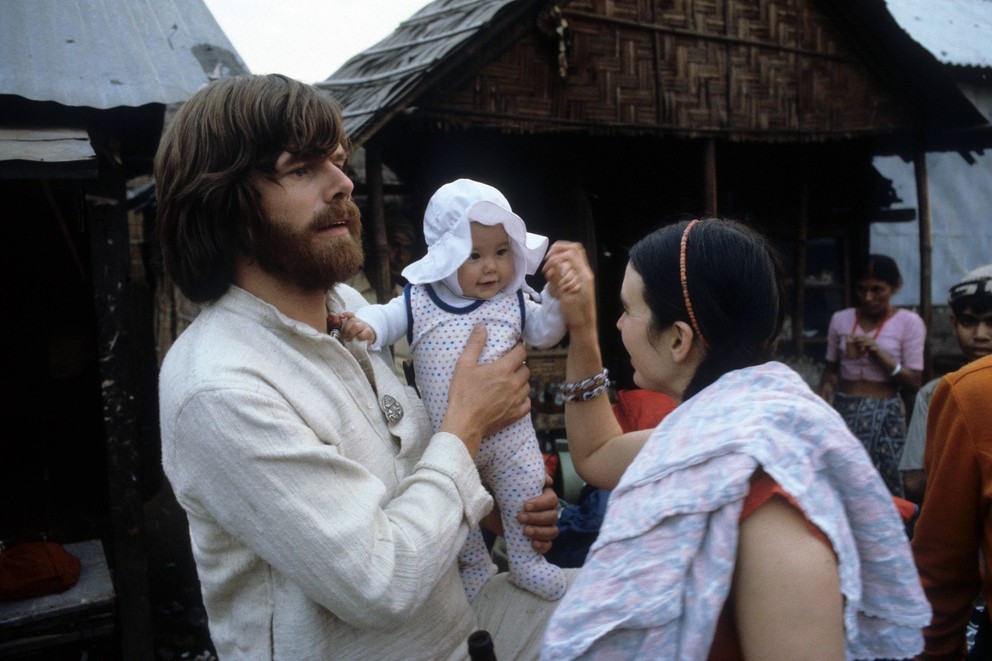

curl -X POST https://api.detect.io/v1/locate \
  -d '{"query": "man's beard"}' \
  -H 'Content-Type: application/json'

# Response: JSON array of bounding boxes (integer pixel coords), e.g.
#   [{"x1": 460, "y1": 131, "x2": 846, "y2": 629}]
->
[{"x1": 250, "y1": 199, "x2": 364, "y2": 292}]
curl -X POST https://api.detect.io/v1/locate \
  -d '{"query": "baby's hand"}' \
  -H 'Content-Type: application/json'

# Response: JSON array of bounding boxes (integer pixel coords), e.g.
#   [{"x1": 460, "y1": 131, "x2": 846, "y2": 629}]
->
[{"x1": 338, "y1": 311, "x2": 377, "y2": 343}]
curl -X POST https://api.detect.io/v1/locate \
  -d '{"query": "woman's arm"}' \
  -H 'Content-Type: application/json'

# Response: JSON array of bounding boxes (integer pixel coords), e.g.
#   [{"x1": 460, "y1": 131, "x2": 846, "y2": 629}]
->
[
  {"x1": 543, "y1": 242, "x2": 650, "y2": 489},
  {"x1": 819, "y1": 312, "x2": 843, "y2": 403},
  {"x1": 818, "y1": 361, "x2": 839, "y2": 404},
  {"x1": 851, "y1": 333, "x2": 923, "y2": 390},
  {"x1": 734, "y1": 498, "x2": 844, "y2": 660}
]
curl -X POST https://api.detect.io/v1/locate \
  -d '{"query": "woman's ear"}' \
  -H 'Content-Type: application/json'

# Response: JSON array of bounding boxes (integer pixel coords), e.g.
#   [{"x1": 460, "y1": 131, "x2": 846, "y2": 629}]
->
[{"x1": 670, "y1": 320, "x2": 697, "y2": 363}]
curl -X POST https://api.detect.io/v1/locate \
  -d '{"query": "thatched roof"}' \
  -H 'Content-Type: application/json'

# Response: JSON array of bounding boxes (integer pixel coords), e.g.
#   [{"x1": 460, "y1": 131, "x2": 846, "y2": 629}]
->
[
  {"x1": 320, "y1": 0, "x2": 538, "y2": 144},
  {"x1": 322, "y1": 0, "x2": 992, "y2": 151}
]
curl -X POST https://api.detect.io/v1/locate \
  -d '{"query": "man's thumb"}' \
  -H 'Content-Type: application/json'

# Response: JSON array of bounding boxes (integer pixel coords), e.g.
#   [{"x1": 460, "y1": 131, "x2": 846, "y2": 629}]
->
[{"x1": 462, "y1": 324, "x2": 488, "y2": 362}]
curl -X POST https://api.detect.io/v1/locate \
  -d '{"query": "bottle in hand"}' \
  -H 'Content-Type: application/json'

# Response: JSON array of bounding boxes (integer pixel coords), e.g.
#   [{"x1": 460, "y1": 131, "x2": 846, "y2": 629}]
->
[{"x1": 467, "y1": 629, "x2": 497, "y2": 660}]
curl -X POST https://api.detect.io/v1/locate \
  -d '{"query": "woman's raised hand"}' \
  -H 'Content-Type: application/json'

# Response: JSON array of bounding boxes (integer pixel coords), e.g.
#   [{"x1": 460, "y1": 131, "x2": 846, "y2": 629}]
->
[{"x1": 543, "y1": 241, "x2": 596, "y2": 330}]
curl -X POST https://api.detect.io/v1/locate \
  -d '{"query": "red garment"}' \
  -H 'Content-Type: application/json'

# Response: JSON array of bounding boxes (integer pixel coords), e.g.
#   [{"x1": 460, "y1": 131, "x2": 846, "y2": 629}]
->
[
  {"x1": 707, "y1": 473, "x2": 831, "y2": 661},
  {"x1": 0, "y1": 542, "x2": 81, "y2": 601},
  {"x1": 611, "y1": 389, "x2": 678, "y2": 433}
]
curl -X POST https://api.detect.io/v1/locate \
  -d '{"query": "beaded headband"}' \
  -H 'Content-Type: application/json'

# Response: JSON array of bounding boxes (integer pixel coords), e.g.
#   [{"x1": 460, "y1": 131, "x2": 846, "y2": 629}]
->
[{"x1": 679, "y1": 219, "x2": 710, "y2": 349}]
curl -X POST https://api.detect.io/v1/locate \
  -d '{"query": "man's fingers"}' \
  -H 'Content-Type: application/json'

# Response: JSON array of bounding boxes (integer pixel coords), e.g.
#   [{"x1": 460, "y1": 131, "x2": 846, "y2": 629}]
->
[{"x1": 460, "y1": 324, "x2": 488, "y2": 364}]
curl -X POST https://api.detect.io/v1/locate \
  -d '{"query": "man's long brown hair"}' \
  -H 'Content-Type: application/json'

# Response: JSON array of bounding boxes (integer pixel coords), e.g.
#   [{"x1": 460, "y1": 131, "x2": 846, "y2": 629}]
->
[{"x1": 154, "y1": 74, "x2": 349, "y2": 303}]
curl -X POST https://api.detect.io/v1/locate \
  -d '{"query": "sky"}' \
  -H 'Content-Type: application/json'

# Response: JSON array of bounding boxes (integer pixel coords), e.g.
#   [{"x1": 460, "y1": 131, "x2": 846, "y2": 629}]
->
[{"x1": 202, "y1": 0, "x2": 430, "y2": 84}]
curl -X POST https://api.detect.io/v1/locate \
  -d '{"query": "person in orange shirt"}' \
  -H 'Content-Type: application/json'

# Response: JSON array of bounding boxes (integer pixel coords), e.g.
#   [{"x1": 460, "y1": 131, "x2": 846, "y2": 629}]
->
[{"x1": 912, "y1": 268, "x2": 992, "y2": 661}]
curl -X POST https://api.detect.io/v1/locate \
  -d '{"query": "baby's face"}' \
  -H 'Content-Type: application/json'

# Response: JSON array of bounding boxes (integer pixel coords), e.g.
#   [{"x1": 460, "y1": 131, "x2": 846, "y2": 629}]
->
[{"x1": 458, "y1": 222, "x2": 514, "y2": 299}]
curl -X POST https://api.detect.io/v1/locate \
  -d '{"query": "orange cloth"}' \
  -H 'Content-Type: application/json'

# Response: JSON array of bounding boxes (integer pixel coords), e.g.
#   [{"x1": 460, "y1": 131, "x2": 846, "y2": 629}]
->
[
  {"x1": 912, "y1": 354, "x2": 992, "y2": 660},
  {"x1": 893, "y1": 496, "x2": 918, "y2": 523},
  {"x1": 0, "y1": 542, "x2": 81, "y2": 601},
  {"x1": 611, "y1": 389, "x2": 678, "y2": 433}
]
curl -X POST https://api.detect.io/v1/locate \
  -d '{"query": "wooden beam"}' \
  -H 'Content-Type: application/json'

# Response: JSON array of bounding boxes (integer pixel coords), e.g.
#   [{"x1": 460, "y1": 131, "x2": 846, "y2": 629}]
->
[
  {"x1": 703, "y1": 138, "x2": 717, "y2": 216},
  {"x1": 794, "y1": 180, "x2": 809, "y2": 356},
  {"x1": 364, "y1": 143, "x2": 391, "y2": 303},
  {"x1": 914, "y1": 151, "x2": 933, "y2": 382},
  {"x1": 85, "y1": 165, "x2": 153, "y2": 660}
]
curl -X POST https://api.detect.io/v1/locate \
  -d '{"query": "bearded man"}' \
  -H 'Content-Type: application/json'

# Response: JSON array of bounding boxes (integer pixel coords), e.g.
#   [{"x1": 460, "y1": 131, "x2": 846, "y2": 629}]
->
[{"x1": 154, "y1": 74, "x2": 566, "y2": 660}]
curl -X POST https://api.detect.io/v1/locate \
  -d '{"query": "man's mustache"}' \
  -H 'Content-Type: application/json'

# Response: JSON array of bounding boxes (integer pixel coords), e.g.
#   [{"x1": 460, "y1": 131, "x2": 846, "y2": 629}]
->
[{"x1": 312, "y1": 199, "x2": 361, "y2": 231}]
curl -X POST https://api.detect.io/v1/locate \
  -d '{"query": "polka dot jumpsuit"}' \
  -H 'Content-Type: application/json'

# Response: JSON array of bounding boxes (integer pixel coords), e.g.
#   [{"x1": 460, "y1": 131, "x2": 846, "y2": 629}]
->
[{"x1": 408, "y1": 283, "x2": 567, "y2": 601}]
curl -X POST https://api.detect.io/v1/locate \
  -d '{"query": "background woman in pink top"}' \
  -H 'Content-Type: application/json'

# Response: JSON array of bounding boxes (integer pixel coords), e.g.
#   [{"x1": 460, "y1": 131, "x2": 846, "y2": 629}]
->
[{"x1": 818, "y1": 254, "x2": 925, "y2": 496}]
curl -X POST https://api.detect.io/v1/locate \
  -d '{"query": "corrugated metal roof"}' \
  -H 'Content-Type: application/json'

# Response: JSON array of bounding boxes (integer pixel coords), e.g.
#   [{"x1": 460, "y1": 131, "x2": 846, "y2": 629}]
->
[
  {"x1": 885, "y1": 0, "x2": 992, "y2": 68},
  {"x1": 0, "y1": 0, "x2": 248, "y2": 110},
  {"x1": 0, "y1": 128, "x2": 96, "y2": 162},
  {"x1": 319, "y1": 0, "x2": 537, "y2": 143}
]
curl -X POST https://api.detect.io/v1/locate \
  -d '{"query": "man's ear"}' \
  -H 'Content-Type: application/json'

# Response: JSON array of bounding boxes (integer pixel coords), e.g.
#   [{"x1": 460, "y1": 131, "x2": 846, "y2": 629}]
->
[
  {"x1": 670, "y1": 320, "x2": 697, "y2": 363},
  {"x1": 948, "y1": 311, "x2": 957, "y2": 328}
]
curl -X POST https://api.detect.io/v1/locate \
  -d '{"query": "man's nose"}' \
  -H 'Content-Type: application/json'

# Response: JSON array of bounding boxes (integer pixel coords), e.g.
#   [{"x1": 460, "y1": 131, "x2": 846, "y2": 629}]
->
[{"x1": 323, "y1": 158, "x2": 353, "y2": 201}]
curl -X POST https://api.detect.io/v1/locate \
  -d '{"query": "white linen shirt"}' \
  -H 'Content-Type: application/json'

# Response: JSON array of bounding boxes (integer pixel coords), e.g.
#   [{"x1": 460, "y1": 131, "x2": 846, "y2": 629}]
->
[{"x1": 159, "y1": 284, "x2": 493, "y2": 660}]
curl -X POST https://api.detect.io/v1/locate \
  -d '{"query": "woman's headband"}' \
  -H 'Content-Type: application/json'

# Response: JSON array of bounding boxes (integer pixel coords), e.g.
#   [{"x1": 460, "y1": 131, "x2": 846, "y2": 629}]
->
[{"x1": 679, "y1": 219, "x2": 710, "y2": 350}]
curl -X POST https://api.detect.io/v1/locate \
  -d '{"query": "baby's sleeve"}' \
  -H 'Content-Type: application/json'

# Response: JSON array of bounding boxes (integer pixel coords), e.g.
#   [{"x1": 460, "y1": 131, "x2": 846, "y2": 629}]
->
[
  {"x1": 355, "y1": 294, "x2": 409, "y2": 351},
  {"x1": 521, "y1": 286, "x2": 567, "y2": 349}
]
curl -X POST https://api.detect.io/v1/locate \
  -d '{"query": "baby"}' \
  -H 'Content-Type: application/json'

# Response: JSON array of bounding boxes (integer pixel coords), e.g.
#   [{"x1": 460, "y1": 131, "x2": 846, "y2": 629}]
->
[{"x1": 342, "y1": 178, "x2": 568, "y2": 601}]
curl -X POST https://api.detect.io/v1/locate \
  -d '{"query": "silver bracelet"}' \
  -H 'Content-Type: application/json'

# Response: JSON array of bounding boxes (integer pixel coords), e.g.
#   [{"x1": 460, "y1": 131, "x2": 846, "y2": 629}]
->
[
  {"x1": 890, "y1": 362, "x2": 902, "y2": 377},
  {"x1": 560, "y1": 368, "x2": 611, "y2": 402}
]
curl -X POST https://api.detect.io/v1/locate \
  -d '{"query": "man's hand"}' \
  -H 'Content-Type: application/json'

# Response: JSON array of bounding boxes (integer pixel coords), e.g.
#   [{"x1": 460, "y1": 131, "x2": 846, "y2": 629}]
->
[
  {"x1": 441, "y1": 325, "x2": 531, "y2": 457},
  {"x1": 519, "y1": 476, "x2": 561, "y2": 554},
  {"x1": 481, "y1": 475, "x2": 561, "y2": 553}
]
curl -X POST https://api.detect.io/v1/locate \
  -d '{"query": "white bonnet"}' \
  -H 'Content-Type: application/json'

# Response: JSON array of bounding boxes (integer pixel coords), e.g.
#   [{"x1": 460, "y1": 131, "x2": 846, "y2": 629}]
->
[{"x1": 401, "y1": 178, "x2": 548, "y2": 293}]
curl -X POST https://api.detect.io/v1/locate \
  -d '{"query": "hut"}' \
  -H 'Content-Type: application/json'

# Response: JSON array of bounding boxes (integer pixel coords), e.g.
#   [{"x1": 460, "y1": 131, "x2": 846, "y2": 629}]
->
[
  {"x1": 866, "y1": 0, "x2": 992, "y2": 372},
  {"x1": 320, "y1": 0, "x2": 992, "y2": 390},
  {"x1": 0, "y1": 1, "x2": 246, "y2": 657}
]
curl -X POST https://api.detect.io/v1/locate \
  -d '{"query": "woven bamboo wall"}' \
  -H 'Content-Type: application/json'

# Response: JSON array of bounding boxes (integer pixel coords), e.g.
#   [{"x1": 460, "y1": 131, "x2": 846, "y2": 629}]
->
[{"x1": 424, "y1": 0, "x2": 915, "y2": 140}]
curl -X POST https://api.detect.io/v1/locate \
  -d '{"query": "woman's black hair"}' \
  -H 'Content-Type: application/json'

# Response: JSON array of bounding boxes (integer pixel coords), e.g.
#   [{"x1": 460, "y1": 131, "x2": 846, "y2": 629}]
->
[
  {"x1": 628, "y1": 218, "x2": 786, "y2": 399},
  {"x1": 855, "y1": 254, "x2": 902, "y2": 289}
]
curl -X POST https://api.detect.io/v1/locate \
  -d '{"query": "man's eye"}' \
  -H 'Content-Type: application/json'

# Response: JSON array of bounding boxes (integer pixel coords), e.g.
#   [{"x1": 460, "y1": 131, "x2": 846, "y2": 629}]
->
[{"x1": 290, "y1": 167, "x2": 309, "y2": 177}]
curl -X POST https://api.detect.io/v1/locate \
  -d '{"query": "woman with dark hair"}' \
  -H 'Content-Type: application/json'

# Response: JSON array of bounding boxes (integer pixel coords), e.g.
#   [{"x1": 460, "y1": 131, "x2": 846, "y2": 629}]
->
[
  {"x1": 818, "y1": 255, "x2": 925, "y2": 497},
  {"x1": 538, "y1": 220, "x2": 928, "y2": 660}
]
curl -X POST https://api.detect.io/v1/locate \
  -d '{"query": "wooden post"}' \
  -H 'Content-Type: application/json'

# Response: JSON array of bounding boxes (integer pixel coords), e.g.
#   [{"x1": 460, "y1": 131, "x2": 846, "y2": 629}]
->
[
  {"x1": 914, "y1": 151, "x2": 933, "y2": 382},
  {"x1": 86, "y1": 165, "x2": 153, "y2": 660},
  {"x1": 794, "y1": 180, "x2": 809, "y2": 356},
  {"x1": 703, "y1": 138, "x2": 718, "y2": 216},
  {"x1": 365, "y1": 142, "x2": 391, "y2": 303}
]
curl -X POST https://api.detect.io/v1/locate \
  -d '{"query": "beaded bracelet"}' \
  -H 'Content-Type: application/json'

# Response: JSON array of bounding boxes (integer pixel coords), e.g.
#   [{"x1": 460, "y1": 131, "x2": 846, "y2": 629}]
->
[{"x1": 560, "y1": 368, "x2": 611, "y2": 402}]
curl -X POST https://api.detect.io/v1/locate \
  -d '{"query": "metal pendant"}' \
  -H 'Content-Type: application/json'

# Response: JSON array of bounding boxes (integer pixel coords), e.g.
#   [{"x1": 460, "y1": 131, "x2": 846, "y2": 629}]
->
[{"x1": 380, "y1": 395, "x2": 404, "y2": 424}]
